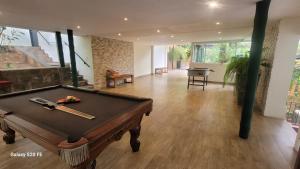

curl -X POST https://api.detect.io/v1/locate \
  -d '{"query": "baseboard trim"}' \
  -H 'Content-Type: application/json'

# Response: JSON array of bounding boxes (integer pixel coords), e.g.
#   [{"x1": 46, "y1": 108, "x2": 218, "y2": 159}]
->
[{"x1": 134, "y1": 73, "x2": 152, "y2": 79}]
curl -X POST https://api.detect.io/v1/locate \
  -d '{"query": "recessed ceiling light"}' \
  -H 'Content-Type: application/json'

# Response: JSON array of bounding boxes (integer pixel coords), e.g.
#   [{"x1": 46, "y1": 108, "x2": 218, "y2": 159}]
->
[
  {"x1": 157, "y1": 29, "x2": 160, "y2": 33},
  {"x1": 170, "y1": 35, "x2": 174, "y2": 38},
  {"x1": 76, "y1": 25, "x2": 81, "y2": 29},
  {"x1": 216, "y1": 22, "x2": 221, "y2": 25},
  {"x1": 124, "y1": 17, "x2": 128, "y2": 21},
  {"x1": 218, "y1": 31, "x2": 222, "y2": 34},
  {"x1": 118, "y1": 33, "x2": 122, "y2": 36},
  {"x1": 207, "y1": 1, "x2": 220, "y2": 9}
]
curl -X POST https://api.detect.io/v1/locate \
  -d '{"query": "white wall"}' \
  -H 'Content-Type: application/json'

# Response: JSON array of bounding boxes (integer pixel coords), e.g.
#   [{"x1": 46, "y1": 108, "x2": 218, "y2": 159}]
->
[
  {"x1": 153, "y1": 45, "x2": 168, "y2": 72},
  {"x1": 189, "y1": 62, "x2": 231, "y2": 83},
  {"x1": 264, "y1": 18, "x2": 300, "y2": 119},
  {"x1": 134, "y1": 43, "x2": 152, "y2": 77},
  {"x1": 74, "y1": 36, "x2": 94, "y2": 84}
]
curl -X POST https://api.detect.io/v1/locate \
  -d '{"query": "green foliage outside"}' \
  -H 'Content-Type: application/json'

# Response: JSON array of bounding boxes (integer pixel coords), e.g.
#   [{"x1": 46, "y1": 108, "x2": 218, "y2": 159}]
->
[
  {"x1": 289, "y1": 41, "x2": 300, "y2": 97},
  {"x1": 0, "y1": 27, "x2": 25, "y2": 47},
  {"x1": 297, "y1": 42, "x2": 300, "y2": 55},
  {"x1": 0, "y1": 26, "x2": 25, "y2": 68},
  {"x1": 193, "y1": 41, "x2": 251, "y2": 64},
  {"x1": 168, "y1": 45, "x2": 192, "y2": 62}
]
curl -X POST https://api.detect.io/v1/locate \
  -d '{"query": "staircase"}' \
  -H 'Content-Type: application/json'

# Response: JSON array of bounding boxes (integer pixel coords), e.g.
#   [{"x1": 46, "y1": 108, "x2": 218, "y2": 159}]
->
[
  {"x1": 0, "y1": 46, "x2": 43, "y2": 69},
  {"x1": 14, "y1": 46, "x2": 60, "y2": 67},
  {"x1": 0, "y1": 46, "x2": 91, "y2": 87},
  {"x1": 77, "y1": 74, "x2": 89, "y2": 86}
]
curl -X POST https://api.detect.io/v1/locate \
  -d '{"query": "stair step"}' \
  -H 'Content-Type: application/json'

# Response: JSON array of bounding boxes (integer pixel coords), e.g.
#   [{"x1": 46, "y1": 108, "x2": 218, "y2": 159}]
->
[
  {"x1": 79, "y1": 84, "x2": 94, "y2": 89},
  {"x1": 77, "y1": 75, "x2": 84, "y2": 81},
  {"x1": 48, "y1": 62, "x2": 60, "y2": 67},
  {"x1": 78, "y1": 80, "x2": 88, "y2": 86}
]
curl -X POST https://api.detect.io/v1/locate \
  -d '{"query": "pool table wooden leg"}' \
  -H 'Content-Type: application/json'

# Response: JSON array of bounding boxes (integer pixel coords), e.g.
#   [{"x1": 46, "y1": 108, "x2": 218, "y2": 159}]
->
[
  {"x1": 3, "y1": 128, "x2": 15, "y2": 144},
  {"x1": 130, "y1": 125, "x2": 141, "y2": 152}
]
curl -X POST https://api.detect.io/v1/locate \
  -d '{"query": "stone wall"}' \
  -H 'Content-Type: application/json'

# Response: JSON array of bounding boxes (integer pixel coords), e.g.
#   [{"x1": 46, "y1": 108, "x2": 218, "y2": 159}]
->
[
  {"x1": 255, "y1": 22, "x2": 280, "y2": 112},
  {"x1": 0, "y1": 67, "x2": 72, "y2": 93},
  {"x1": 91, "y1": 37, "x2": 134, "y2": 88}
]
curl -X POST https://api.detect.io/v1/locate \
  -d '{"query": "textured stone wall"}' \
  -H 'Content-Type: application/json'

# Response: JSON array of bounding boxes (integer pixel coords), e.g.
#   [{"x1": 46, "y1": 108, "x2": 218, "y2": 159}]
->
[
  {"x1": 255, "y1": 22, "x2": 280, "y2": 112},
  {"x1": 91, "y1": 37, "x2": 134, "y2": 88},
  {"x1": 0, "y1": 67, "x2": 72, "y2": 94}
]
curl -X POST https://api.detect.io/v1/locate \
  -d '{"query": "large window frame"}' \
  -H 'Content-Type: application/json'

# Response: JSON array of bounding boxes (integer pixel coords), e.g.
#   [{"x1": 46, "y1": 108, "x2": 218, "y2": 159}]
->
[{"x1": 192, "y1": 40, "x2": 251, "y2": 64}]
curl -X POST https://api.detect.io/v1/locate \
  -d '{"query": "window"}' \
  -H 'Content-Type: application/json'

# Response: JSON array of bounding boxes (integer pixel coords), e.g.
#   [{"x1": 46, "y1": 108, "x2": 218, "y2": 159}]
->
[{"x1": 192, "y1": 41, "x2": 251, "y2": 64}]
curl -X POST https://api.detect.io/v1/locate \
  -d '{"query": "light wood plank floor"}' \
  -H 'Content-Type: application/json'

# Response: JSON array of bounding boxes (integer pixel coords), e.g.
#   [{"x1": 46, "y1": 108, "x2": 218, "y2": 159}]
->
[{"x1": 0, "y1": 70, "x2": 297, "y2": 169}]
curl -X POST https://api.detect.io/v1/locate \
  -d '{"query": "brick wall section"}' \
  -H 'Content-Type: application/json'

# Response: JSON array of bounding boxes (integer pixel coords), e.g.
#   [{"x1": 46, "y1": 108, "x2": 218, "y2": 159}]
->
[
  {"x1": 0, "y1": 67, "x2": 72, "y2": 93},
  {"x1": 255, "y1": 22, "x2": 280, "y2": 112},
  {"x1": 91, "y1": 37, "x2": 134, "y2": 88}
]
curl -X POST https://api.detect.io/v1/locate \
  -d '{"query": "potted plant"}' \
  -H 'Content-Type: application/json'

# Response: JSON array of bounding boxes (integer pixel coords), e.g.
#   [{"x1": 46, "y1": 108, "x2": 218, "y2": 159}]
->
[
  {"x1": 224, "y1": 50, "x2": 271, "y2": 105},
  {"x1": 168, "y1": 45, "x2": 191, "y2": 69},
  {"x1": 223, "y1": 54, "x2": 249, "y2": 105}
]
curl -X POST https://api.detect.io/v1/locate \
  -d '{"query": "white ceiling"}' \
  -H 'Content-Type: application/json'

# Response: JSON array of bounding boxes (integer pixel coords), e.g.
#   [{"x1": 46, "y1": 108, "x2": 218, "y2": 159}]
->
[{"x1": 0, "y1": 0, "x2": 299, "y2": 44}]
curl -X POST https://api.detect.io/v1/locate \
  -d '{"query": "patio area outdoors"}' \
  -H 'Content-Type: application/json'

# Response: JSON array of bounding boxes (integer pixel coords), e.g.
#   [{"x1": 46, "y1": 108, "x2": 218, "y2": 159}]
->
[{"x1": 287, "y1": 41, "x2": 300, "y2": 131}]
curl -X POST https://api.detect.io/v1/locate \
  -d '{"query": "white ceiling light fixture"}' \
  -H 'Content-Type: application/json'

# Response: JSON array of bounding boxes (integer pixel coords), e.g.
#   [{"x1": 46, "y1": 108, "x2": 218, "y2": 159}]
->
[
  {"x1": 207, "y1": 1, "x2": 220, "y2": 9},
  {"x1": 216, "y1": 22, "x2": 221, "y2": 25},
  {"x1": 218, "y1": 31, "x2": 222, "y2": 34},
  {"x1": 157, "y1": 29, "x2": 160, "y2": 33},
  {"x1": 124, "y1": 17, "x2": 128, "y2": 21},
  {"x1": 76, "y1": 25, "x2": 81, "y2": 29},
  {"x1": 118, "y1": 33, "x2": 122, "y2": 36},
  {"x1": 170, "y1": 35, "x2": 174, "y2": 38}
]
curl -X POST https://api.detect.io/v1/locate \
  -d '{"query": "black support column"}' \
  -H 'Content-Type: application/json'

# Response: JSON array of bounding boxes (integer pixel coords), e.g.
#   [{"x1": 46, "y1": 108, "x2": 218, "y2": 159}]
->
[
  {"x1": 55, "y1": 32, "x2": 65, "y2": 67},
  {"x1": 29, "y1": 30, "x2": 39, "y2": 47},
  {"x1": 239, "y1": 0, "x2": 272, "y2": 139},
  {"x1": 67, "y1": 29, "x2": 78, "y2": 87}
]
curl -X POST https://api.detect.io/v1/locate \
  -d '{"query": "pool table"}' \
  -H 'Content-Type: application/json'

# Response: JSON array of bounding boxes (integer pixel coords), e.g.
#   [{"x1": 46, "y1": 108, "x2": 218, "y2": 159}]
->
[{"x1": 0, "y1": 85, "x2": 153, "y2": 169}]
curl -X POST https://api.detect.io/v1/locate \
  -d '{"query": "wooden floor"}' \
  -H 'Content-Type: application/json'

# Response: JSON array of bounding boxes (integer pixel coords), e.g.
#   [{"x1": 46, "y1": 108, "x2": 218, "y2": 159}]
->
[{"x1": 0, "y1": 70, "x2": 298, "y2": 169}]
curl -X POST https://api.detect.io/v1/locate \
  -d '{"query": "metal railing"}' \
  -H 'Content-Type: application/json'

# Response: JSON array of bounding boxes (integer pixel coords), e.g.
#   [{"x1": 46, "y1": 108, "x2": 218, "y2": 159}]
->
[
  {"x1": 37, "y1": 31, "x2": 90, "y2": 67},
  {"x1": 63, "y1": 41, "x2": 90, "y2": 67}
]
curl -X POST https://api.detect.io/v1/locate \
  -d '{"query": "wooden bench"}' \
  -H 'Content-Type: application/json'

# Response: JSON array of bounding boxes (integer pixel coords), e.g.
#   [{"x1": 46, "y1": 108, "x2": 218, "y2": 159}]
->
[
  {"x1": 106, "y1": 70, "x2": 134, "y2": 88},
  {"x1": 155, "y1": 67, "x2": 168, "y2": 75}
]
